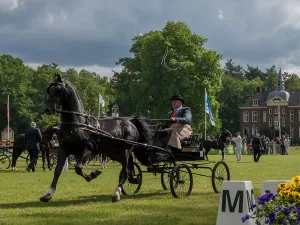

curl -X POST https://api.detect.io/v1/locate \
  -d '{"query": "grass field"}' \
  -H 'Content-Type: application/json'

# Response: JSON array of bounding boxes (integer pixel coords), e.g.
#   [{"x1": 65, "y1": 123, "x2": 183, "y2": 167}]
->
[{"x1": 0, "y1": 148, "x2": 299, "y2": 225}]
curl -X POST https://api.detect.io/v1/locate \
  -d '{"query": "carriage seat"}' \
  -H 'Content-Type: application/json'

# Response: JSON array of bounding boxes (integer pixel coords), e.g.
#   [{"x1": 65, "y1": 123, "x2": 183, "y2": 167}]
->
[{"x1": 181, "y1": 134, "x2": 200, "y2": 147}]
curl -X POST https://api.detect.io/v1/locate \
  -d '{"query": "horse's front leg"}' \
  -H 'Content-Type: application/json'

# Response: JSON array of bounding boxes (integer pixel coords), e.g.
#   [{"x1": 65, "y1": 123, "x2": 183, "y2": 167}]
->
[
  {"x1": 40, "y1": 148, "x2": 68, "y2": 202},
  {"x1": 101, "y1": 154, "x2": 107, "y2": 169},
  {"x1": 74, "y1": 150, "x2": 102, "y2": 182}
]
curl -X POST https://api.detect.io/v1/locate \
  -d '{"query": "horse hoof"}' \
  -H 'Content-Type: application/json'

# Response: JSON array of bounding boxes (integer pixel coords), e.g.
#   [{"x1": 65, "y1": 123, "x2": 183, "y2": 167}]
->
[
  {"x1": 112, "y1": 195, "x2": 120, "y2": 202},
  {"x1": 40, "y1": 194, "x2": 52, "y2": 202},
  {"x1": 91, "y1": 170, "x2": 102, "y2": 179}
]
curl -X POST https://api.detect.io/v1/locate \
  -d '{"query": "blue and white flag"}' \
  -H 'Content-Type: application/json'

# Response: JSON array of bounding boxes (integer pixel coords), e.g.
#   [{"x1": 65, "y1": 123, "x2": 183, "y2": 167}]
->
[
  {"x1": 205, "y1": 89, "x2": 215, "y2": 126},
  {"x1": 99, "y1": 94, "x2": 105, "y2": 107}
]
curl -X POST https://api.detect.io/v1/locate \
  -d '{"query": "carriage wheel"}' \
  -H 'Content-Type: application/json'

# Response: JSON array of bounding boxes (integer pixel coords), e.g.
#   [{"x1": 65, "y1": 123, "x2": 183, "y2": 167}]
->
[
  {"x1": 211, "y1": 161, "x2": 230, "y2": 193},
  {"x1": 119, "y1": 162, "x2": 142, "y2": 195},
  {"x1": 50, "y1": 153, "x2": 58, "y2": 167},
  {"x1": 161, "y1": 162, "x2": 174, "y2": 190},
  {"x1": 26, "y1": 154, "x2": 30, "y2": 166},
  {"x1": 170, "y1": 163, "x2": 193, "y2": 198},
  {"x1": 0, "y1": 155, "x2": 11, "y2": 169}
]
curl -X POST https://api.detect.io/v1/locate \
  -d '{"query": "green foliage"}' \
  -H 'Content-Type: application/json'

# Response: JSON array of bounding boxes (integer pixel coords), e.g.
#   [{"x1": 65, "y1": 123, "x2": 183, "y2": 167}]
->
[
  {"x1": 0, "y1": 55, "x2": 114, "y2": 135},
  {"x1": 113, "y1": 21, "x2": 224, "y2": 133}
]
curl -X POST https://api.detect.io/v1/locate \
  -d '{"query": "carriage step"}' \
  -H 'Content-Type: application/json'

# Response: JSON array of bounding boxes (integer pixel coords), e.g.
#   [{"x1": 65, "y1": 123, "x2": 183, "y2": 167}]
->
[{"x1": 147, "y1": 167, "x2": 165, "y2": 173}]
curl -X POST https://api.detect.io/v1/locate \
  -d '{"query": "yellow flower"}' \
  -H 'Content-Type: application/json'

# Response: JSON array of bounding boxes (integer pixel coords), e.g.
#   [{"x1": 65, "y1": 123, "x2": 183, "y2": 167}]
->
[
  {"x1": 292, "y1": 176, "x2": 300, "y2": 183},
  {"x1": 294, "y1": 193, "x2": 300, "y2": 201}
]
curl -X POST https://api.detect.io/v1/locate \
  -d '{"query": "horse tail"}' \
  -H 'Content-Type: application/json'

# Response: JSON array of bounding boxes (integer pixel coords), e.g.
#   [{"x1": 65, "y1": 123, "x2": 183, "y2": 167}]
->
[{"x1": 130, "y1": 117, "x2": 153, "y2": 166}]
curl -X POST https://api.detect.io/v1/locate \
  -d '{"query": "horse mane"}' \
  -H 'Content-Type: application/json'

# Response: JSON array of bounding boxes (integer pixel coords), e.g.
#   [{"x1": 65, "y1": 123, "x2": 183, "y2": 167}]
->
[
  {"x1": 63, "y1": 79, "x2": 85, "y2": 113},
  {"x1": 130, "y1": 116, "x2": 153, "y2": 144}
]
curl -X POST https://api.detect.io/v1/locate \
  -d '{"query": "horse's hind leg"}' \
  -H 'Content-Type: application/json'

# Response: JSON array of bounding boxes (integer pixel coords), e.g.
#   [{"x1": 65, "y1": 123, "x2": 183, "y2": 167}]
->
[
  {"x1": 112, "y1": 163, "x2": 128, "y2": 202},
  {"x1": 11, "y1": 147, "x2": 22, "y2": 170},
  {"x1": 74, "y1": 150, "x2": 102, "y2": 182},
  {"x1": 221, "y1": 149, "x2": 225, "y2": 161},
  {"x1": 127, "y1": 153, "x2": 138, "y2": 184},
  {"x1": 46, "y1": 149, "x2": 52, "y2": 171},
  {"x1": 40, "y1": 148, "x2": 68, "y2": 202}
]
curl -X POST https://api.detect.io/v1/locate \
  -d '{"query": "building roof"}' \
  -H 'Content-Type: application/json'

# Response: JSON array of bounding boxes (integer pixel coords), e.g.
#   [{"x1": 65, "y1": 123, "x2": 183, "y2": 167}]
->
[
  {"x1": 1, "y1": 127, "x2": 14, "y2": 132},
  {"x1": 241, "y1": 90, "x2": 300, "y2": 107}
]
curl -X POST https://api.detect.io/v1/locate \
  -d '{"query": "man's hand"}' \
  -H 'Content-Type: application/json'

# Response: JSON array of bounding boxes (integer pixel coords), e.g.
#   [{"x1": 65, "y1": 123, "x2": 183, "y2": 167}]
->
[{"x1": 169, "y1": 117, "x2": 177, "y2": 122}]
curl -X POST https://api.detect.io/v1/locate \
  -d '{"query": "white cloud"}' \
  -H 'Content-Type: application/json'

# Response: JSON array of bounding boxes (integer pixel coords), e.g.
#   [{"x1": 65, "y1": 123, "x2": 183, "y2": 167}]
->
[
  {"x1": 46, "y1": 13, "x2": 55, "y2": 25},
  {"x1": 0, "y1": 0, "x2": 20, "y2": 10},
  {"x1": 217, "y1": 9, "x2": 224, "y2": 20}
]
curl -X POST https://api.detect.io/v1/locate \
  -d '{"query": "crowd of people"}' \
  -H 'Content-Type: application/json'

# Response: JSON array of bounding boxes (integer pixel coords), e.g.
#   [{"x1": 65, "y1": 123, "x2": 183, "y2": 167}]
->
[{"x1": 229, "y1": 133, "x2": 290, "y2": 162}]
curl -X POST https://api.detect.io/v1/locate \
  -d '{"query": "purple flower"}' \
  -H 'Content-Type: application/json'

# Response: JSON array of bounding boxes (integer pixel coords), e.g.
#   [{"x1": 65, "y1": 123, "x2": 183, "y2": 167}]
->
[
  {"x1": 284, "y1": 207, "x2": 290, "y2": 216},
  {"x1": 274, "y1": 206, "x2": 281, "y2": 212},
  {"x1": 268, "y1": 213, "x2": 276, "y2": 224},
  {"x1": 241, "y1": 214, "x2": 250, "y2": 223},
  {"x1": 297, "y1": 213, "x2": 300, "y2": 221},
  {"x1": 258, "y1": 193, "x2": 274, "y2": 205},
  {"x1": 250, "y1": 204, "x2": 256, "y2": 209},
  {"x1": 282, "y1": 219, "x2": 289, "y2": 224},
  {"x1": 290, "y1": 205, "x2": 299, "y2": 212}
]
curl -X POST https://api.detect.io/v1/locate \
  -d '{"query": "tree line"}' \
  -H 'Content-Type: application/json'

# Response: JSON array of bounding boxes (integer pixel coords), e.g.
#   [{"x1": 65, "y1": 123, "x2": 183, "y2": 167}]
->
[{"x1": 1, "y1": 21, "x2": 300, "y2": 137}]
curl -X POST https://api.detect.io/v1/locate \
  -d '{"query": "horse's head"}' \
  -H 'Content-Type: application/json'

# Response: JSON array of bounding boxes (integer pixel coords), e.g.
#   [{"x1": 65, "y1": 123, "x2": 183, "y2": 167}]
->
[
  {"x1": 220, "y1": 129, "x2": 232, "y2": 142},
  {"x1": 45, "y1": 73, "x2": 67, "y2": 114}
]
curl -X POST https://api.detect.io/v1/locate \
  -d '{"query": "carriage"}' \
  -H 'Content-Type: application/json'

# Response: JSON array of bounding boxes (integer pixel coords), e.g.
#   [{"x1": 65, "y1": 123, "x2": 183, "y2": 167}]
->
[{"x1": 81, "y1": 125, "x2": 230, "y2": 199}]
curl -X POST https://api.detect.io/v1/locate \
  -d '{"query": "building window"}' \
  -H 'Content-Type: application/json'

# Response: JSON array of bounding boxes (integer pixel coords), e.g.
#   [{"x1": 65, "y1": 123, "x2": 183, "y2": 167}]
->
[
  {"x1": 282, "y1": 117, "x2": 285, "y2": 127},
  {"x1": 243, "y1": 127, "x2": 249, "y2": 136},
  {"x1": 253, "y1": 99, "x2": 258, "y2": 106},
  {"x1": 269, "y1": 118, "x2": 272, "y2": 127},
  {"x1": 282, "y1": 108, "x2": 285, "y2": 114},
  {"x1": 252, "y1": 111, "x2": 258, "y2": 122},
  {"x1": 275, "y1": 107, "x2": 279, "y2": 114},
  {"x1": 274, "y1": 119, "x2": 280, "y2": 128},
  {"x1": 263, "y1": 111, "x2": 266, "y2": 122},
  {"x1": 243, "y1": 111, "x2": 249, "y2": 122},
  {"x1": 269, "y1": 108, "x2": 272, "y2": 114},
  {"x1": 290, "y1": 110, "x2": 294, "y2": 122},
  {"x1": 291, "y1": 127, "x2": 294, "y2": 138}
]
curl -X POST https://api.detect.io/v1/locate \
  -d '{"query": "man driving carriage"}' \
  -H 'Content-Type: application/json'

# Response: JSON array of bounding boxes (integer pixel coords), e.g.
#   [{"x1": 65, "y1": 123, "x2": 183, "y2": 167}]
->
[{"x1": 162, "y1": 95, "x2": 193, "y2": 152}]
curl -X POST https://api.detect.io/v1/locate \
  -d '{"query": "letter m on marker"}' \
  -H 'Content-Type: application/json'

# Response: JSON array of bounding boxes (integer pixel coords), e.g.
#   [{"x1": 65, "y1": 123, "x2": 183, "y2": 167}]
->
[{"x1": 221, "y1": 190, "x2": 243, "y2": 213}]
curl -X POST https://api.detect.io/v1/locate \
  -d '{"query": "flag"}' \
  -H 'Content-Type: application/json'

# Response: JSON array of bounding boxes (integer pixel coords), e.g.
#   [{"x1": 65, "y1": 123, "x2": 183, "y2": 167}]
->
[
  {"x1": 205, "y1": 89, "x2": 215, "y2": 126},
  {"x1": 99, "y1": 94, "x2": 105, "y2": 107},
  {"x1": 6, "y1": 95, "x2": 10, "y2": 123}
]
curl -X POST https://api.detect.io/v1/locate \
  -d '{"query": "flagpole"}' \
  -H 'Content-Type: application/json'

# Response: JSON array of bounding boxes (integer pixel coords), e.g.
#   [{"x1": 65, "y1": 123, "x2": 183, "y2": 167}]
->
[
  {"x1": 7, "y1": 95, "x2": 9, "y2": 140},
  {"x1": 98, "y1": 93, "x2": 101, "y2": 118},
  {"x1": 204, "y1": 89, "x2": 206, "y2": 140}
]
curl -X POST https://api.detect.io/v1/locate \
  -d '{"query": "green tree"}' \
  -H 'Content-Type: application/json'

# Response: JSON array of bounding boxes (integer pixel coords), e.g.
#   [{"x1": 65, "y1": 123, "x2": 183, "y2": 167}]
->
[
  {"x1": 113, "y1": 21, "x2": 224, "y2": 133},
  {"x1": 263, "y1": 65, "x2": 277, "y2": 91},
  {"x1": 224, "y1": 59, "x2": 244, "y2": 79}
]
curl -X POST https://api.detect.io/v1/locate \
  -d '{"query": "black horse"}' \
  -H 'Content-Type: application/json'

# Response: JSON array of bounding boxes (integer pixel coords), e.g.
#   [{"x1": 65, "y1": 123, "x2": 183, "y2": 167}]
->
[
  {"x1": 202, "y1": 130, "x2": 232, "y2": 161},
  {"x1": 11, "y1": 125, "x2": 59, "y2": 171},
  {"x1": 40, "y1": 74, "x2": 153, "y2": 203}
]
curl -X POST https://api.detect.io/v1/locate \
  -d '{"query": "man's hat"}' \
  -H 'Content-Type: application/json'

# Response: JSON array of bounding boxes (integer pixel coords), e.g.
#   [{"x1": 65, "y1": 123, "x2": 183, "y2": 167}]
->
[{"x1": 170, "y1": 95, "x2": 184, "y2": 104}]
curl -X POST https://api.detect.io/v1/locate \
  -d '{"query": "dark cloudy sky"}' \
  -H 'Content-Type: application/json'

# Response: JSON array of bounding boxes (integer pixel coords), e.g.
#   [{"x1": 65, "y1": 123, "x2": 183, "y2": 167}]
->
[{"x1": 1, "y1": 0, "x2": 300, "y2": 77}]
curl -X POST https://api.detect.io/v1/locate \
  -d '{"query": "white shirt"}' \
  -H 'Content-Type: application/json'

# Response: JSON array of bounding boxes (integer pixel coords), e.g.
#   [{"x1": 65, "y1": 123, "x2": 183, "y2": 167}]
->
[{"x1": 233, "y1": 135, "x2": 242, "y2": 147}]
